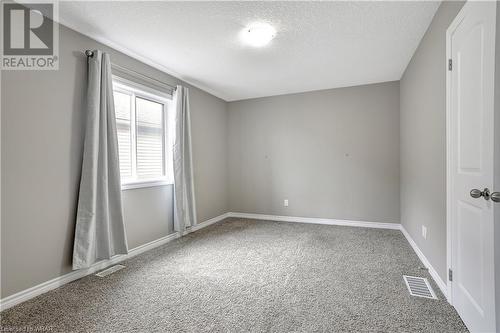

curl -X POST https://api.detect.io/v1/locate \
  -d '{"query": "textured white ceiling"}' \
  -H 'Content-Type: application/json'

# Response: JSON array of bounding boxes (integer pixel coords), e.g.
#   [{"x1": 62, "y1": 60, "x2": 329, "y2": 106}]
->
[{"x1": 59, "y1": 1, "x2": 440, "y2": 101}]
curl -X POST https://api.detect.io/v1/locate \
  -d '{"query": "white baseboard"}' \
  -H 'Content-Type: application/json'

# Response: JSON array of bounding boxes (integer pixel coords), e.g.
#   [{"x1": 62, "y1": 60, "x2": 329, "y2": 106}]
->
[
  {"x1": 0, "y1": 212, "x2": 229, "y2": 311},
  {"x1": 228, "y1": 212, "x2": 401, "y2": 230},
  {"x1": 189, "y1": 212, "x2": 230, "y2": 232},
  {"x1": 400, "y1": 226, "x2": 448, "y2": 300}
]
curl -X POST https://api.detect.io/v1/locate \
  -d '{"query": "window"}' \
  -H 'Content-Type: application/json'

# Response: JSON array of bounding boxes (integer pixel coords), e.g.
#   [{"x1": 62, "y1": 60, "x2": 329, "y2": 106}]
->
[{"x1": 113, "y1": 77, "x2": 173, "y2": 190}]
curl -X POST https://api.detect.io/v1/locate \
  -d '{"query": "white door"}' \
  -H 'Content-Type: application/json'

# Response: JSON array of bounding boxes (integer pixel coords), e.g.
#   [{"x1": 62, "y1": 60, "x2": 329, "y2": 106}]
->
[{"x1": 447, "y1": 1, "x2": 497, "y2": 332}]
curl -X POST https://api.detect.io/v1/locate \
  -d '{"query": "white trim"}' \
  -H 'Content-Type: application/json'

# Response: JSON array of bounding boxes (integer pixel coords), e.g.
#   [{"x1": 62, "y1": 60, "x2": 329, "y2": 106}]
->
[
  {"x1": 445, "y1": 3, "x2": 464, "y2": 306},
  {"x1": 189, "y1": 212, "x2": 231, "y2": 232},
  {"x1": 228, "y1": 212, "x2": 401, "y2": 230},
  {"x1": 401, "y1": 226, "x2": 448, "y2": 300},
  {"x1": 445, "y1": 22, "x2": 453, "y2": 305},
  {"x1": 0, "y1": 212, "x2": 229, "y2": 311},
  {"x1": 121, "y1": 179, "x2": 172, "y2": 191},
  {"x1": 445, "y1": 2, "x2": 470, "y2": 306},
  {"x1": 112, "y1": 65, "x2": 174, "y2": 98},
  {"x1": 113, "y1": 76, "x2": 172, "y2": 102}
]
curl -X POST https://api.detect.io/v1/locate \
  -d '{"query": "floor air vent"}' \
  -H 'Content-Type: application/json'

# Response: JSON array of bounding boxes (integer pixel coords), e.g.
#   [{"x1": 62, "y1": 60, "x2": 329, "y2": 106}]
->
[
  {"x1": 403, "y1": 275, "x2": 437, "y2": 299},
  {"x1": 95, "y1": 265, "x2": 125, "y2": 277}
]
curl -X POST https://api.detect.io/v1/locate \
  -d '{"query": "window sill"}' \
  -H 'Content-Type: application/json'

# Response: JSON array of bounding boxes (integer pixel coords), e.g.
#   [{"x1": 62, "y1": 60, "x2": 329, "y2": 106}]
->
[{"x1": 121, "y1": 179, "x2": 173, "y2": 191}]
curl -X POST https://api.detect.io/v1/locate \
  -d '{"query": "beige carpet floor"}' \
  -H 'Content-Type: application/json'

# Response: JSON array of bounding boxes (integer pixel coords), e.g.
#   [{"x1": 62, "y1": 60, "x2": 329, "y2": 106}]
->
[{"x1": 1, "y1": 218, "x2": 467, "y2": 332}]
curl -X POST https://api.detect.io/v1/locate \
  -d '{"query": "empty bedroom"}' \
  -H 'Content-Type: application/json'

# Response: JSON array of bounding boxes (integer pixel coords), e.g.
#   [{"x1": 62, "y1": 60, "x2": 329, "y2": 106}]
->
[{"x1": 1, "y1": 0, "x2": 500, "y2": 332}]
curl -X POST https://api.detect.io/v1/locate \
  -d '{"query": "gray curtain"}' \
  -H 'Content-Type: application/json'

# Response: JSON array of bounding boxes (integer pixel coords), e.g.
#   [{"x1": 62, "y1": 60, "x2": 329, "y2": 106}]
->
[
  {"x1": 173, "y1": 85, "x2": 197, "y2": 233},
  {"x1": 73, "y1": 50, "x2": 128, "y2": 270}
]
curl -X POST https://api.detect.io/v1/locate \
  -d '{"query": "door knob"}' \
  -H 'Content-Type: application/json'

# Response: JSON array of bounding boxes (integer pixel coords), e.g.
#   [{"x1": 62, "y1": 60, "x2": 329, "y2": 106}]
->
[
  {"x1": 470, "y1": 188, "x2": 491, "y2": 200},
  {"x1": 492, "y1": 192, "x2": 500, "y2": 203},
  {"x1": 470, "y1": 189, "x2": 483, "y2": 198}
]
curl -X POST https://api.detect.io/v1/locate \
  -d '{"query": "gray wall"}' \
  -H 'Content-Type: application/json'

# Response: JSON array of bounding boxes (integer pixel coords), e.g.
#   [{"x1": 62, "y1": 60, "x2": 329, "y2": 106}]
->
[
  {"x1": 495, "y1": 1, "x2": 500, "y2": 326},
  {"x1": 190, "y1": 88, "x2": 229, "y2": 223},
  {"x1": 1, "y1": 23, "x2": 228, "y2": 298},
  {"x1": 122, "y1": 187, "x2": 174, "y2": 249},
  {"x1": 227, "y1": 81, "x2": 400, "y2": 223},
  {"x1": 400, "y1": 1, "x2": 464, "y2": 282}
]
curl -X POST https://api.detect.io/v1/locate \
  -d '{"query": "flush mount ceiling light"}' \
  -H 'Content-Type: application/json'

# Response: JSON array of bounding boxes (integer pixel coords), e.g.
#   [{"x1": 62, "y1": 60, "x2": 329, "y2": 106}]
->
[{"x1": 240, "y1": 22, "x2": 276, "y2": 47}]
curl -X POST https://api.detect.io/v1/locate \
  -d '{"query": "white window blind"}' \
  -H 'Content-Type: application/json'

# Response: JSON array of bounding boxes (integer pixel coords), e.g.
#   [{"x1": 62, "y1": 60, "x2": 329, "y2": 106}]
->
[
  {"x1": 114, "y1": 91, "x2": 133, "y2": 179},
  {"x1": 112, "y1": 79, "x2": 171, "y2": 188},
  {"x1": 136, "y1": 97, "x2": 164, "y2": 179}
]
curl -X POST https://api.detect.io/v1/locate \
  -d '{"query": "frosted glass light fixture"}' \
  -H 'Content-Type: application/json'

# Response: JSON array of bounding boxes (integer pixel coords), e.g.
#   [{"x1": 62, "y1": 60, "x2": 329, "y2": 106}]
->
[{"x1": 240, "y1": 22, "x2": 276, "y2": 47}]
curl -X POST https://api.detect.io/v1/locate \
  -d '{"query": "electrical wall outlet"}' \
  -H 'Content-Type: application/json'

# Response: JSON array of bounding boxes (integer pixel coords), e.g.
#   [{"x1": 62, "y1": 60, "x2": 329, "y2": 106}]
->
[
  {"x1": 422, "y1": 225, "x2": 427, "y2": 240},
  {"x1": 284, "y1": 199, "x2": 289, "y2": 207}
]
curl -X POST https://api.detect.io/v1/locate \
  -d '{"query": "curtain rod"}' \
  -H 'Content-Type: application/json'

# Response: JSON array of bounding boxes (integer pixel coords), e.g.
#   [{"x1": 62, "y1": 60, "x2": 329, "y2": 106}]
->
[{"x1": 85, "y1": 50, "x2": 176, "y2": 92}]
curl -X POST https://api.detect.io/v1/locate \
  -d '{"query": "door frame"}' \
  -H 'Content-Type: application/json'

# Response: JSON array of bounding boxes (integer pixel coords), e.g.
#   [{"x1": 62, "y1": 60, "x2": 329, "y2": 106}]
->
[
  {"x1": 445, "y1": 0, "x2": 497, "y2": 308},
  {"x1": 445, "y1": 2, "x2": 465, "y2": 306}
]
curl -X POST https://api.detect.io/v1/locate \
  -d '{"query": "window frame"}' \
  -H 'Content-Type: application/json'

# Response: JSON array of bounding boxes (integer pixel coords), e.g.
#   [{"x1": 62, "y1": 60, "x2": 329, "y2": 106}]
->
[{"x1": 112, "y1": 76, "x2": 173, "y2": 191}]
